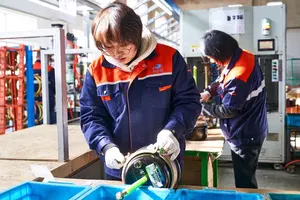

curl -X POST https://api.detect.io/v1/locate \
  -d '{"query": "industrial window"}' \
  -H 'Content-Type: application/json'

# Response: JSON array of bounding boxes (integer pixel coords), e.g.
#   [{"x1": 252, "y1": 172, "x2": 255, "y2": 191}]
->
[
  {"x1": 0, "y1": 7, "x2": 38, "y2": 46},
  {"x1": 0, "y1": 8, "x2": 37, "y2": 31}
]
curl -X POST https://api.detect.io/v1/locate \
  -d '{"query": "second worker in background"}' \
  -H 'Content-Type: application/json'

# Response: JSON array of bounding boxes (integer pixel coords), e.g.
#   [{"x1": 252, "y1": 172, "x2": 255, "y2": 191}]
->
[{"x1": 200, "y1": 30, "x2": 268, "y2": 189}]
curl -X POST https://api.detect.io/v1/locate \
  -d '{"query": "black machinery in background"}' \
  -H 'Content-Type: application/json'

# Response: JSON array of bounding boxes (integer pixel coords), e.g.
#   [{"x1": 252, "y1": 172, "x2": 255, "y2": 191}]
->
[
  {"x1": 256, "y1": 54, "x2": 279, "y2": 113},
  {"x1": 185, "y1": 57, "x2": 220, "y2": 141}
]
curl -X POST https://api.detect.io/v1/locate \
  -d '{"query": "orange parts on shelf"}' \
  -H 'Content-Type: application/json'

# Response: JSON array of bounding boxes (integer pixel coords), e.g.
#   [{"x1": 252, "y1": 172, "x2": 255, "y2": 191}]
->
[
  {"x1": 0, "y1": 47, "x2": 7, "y2": 134},
  {"x1": 0, "y1": 45, "x2": 25, "y2": 134}
]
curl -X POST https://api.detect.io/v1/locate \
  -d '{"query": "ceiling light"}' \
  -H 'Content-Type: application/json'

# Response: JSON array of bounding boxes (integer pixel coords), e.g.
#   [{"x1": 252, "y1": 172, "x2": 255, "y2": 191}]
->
[
  {"x1": 267, "y1": 2, "x2": 283, "y2": 6},
  {"x1": 228, "y1": 4, "x2": 243, "y2": 7}
]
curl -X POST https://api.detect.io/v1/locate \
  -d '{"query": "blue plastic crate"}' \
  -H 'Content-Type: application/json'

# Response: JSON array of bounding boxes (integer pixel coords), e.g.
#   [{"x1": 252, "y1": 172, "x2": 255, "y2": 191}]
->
[
  {"x1": 0, "y1": 181, "x2": 90, "y2": 200},
  {"x1": 173, "y1": 189, "x2": 264, "y2": 200},
  {"x1": 76, "y1": 184, "x2": 175, "y2": 200},
  {"x1": 268, "y1": 193, "x2": 300, "y2": 200},
  {"x1": 286, "y1": 114, "x2": 300, "y2": 127}
]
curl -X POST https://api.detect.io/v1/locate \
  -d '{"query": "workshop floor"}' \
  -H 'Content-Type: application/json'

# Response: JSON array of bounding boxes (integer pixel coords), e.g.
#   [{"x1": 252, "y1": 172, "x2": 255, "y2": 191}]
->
[{"x1": 219, "y1": 162, "x2": 300, "y2": 191}]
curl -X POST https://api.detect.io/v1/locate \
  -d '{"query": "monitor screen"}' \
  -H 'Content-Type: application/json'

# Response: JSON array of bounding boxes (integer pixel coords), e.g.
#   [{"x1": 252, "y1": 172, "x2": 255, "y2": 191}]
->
[{"x1": 258, "y1": 39, "x2": 275, "y2": 51}]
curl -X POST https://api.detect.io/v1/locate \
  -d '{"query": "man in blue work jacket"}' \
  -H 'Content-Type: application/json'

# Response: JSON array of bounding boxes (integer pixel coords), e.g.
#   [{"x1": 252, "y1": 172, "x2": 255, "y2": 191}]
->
[
  {"x1": 200, "y1": 30, "x2": 268, "y2": 189},
  {"x1": 33, "y1": 52, "x2": 56, "y2": 124},
  {"x1": 80, "y1": 2, "x2": 201, "y2": 180}
]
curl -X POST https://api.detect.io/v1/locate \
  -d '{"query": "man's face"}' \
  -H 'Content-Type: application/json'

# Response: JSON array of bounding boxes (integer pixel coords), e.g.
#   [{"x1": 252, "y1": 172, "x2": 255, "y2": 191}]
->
[{"x1": 102, "y1": 42, "x2": 137, "y2": 64}]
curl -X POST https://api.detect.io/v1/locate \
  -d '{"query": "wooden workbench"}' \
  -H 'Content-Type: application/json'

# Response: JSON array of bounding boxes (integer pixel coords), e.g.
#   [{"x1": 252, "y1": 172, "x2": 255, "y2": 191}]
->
[
  {"x1": 184, "y1": 128, "x2": 224, "y2": 187},
  {"x1": 0, "y1": 125, "x2": 93, "y2": 161},
  {"x1": 0, "y1": 126, "x2": 224, "y2": 192},
  {"x1": 0, "y1": 125, "x2": 98, "y2": 191},
  {"x1": 186, "y1": 128, "x2": 224, "y2": 153}
]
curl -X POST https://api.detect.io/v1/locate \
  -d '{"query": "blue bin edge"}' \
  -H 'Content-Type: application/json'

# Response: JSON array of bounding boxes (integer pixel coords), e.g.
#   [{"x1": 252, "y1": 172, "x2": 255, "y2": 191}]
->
[
  {"x1": 174, "y1": 188, "x2": 264, "y2": 200},
  {"x1": 266, "y1": 192, "x2": 300, "y2": 200},
  {"x1": 0, "y1": 181, "x2": 92, "y2": 200},
  {"x1": 74, "y1": 184, "x2": 176, "y2": 200}
]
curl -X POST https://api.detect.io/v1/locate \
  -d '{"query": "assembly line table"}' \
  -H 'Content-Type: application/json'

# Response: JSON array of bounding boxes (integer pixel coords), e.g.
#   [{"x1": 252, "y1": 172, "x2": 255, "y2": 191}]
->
[{"x1": 0, "y1": 125, "x2": 224, "y2": 191}]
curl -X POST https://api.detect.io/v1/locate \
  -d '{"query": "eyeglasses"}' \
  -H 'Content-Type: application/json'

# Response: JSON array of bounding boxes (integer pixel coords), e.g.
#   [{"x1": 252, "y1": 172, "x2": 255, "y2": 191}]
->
[{"x1": 101, "y1": 44, "x2": 133, "y2": 56}]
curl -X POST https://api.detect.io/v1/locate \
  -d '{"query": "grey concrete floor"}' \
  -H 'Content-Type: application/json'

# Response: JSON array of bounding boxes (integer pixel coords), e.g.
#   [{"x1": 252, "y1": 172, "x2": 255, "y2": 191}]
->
[{"x1": 218, "y1": 162, "x2": 300, "y2": 191}]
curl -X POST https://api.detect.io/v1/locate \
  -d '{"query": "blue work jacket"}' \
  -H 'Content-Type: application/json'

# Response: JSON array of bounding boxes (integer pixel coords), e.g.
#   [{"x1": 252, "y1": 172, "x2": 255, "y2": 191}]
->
[
  {"x1": 80, "y1": 43, "x2": 202, "y2": 178},
  {"x1": 203, "y1": 48, "x2": 268, "y2": 147}
]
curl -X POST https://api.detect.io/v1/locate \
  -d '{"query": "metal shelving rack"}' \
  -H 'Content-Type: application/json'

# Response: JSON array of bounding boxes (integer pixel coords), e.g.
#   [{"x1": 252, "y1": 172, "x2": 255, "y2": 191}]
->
[
  {"x1": 285, "y1": 57, "x2": 300, "y2": 173},
  {"x1": 0, "y1": 45, "x2": 27, "y2": 134}
]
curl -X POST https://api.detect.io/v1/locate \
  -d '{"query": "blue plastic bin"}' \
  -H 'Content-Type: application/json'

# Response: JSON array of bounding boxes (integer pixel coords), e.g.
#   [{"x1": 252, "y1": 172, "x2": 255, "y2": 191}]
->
[
  {"x1": 286, "y1": 114, "x2": 300, "y2": 127},
  {"x1": 173, "y1": 189, "x2": 264, "y2": 200},
  {"x1": 76, "y1": 184, "x2": 175, "y2": 200},
  {"x1": 268, "y1": 193, "x2": 300, "y2": 200},
  {"x1": 0, "y1": 181, "x2": 90, "y2": 200}
]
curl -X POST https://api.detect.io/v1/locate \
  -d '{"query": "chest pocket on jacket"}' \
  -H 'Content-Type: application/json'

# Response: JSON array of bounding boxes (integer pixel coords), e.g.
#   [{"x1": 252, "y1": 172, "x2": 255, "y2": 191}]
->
[
  {"x1": 97, "y1": 84, "x2": 124, "y2": 119},
  {"x1": 142, "y1": 76, "x2": 172, "y2": 109}
]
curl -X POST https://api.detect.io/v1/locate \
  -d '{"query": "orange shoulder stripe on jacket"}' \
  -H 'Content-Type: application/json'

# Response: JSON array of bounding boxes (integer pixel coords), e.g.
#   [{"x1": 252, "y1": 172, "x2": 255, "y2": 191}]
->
[
  {"x1": 224, "y1": 50, "x2": 255, "y2": 84},
  {"x1": 88, "y1": 56, "x2": 104, "y2": 76},
  {"x1": 88, "y1": 56, "x2": 131, "y2": 86},
  {"x1": 89, "y1": 44, "x2": 177, "y2": 85},
  {"x1": 138, "y1": 44, "x2": 176, "y2": 79}
]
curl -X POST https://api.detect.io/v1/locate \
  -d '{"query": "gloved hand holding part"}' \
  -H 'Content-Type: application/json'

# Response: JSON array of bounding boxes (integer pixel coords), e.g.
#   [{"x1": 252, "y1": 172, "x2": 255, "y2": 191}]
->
[
  {"x1": 105, "y1": 147, "x2": 126, "y2": 169},
  {"x1": 200, "y1": 91, "x2": 211, "y2": 103},
  {"x1": 156, "y1": 129, "x2": 180, "y2": 161}
]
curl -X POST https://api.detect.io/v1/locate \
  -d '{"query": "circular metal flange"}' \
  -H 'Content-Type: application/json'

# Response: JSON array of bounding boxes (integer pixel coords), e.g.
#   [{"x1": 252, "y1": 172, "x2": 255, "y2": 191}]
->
[{"x1": 121, "y1": 146, "x2": 181, "y2": 189}]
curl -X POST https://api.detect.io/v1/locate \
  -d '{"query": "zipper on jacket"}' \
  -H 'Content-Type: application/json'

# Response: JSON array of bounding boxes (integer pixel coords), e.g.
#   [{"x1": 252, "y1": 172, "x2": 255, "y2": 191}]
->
[
  {"x1": 126, "y1": 72, "x2": 133, "y2": 152},
  {"x1": 126, "y1": 63, "x2": 147, "y2": 153}
]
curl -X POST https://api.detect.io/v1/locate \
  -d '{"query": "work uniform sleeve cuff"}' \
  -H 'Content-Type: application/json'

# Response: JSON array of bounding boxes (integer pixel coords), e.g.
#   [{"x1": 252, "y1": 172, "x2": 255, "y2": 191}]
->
[
  {"x1": 102, "y1": 143, "x2": 117, "y2": 155},
  {"x1": 164, "y1": 120, "x2": 185, "y2": 139},
  {"x1": 95, "y1": 137, "x2": 114, "y2": 156}
]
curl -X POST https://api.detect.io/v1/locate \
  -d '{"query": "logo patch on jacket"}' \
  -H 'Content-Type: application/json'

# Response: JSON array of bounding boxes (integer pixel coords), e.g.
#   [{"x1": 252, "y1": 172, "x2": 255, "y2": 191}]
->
[{"x1": 153, "y1": 64, "x2": 163, "y2": 73}]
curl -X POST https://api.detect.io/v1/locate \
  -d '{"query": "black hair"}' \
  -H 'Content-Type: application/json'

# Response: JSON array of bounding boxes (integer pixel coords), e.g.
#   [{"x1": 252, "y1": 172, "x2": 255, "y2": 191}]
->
[
  {"x1": 201, "y1": 30, "x2": 239, "y2": 65},
  {"x1": 92, "y1": 2, "x2": 143, "y2": 51}
]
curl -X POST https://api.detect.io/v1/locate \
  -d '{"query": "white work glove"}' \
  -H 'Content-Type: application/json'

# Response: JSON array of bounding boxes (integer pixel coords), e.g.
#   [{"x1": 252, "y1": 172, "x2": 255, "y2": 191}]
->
[
  {"x1": 105, "y1": 147, "x2": 126, "y2": 169},
  {"x1": 200, "y1": 91, "x2": 211, "y2": 103},
  {"x1": 156, "y1": 129, "x2": 180, "y2": 161}
]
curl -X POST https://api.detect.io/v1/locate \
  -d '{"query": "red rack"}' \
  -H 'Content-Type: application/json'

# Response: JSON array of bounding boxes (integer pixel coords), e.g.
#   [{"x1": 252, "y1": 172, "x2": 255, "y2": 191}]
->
[{"x1": 0, "y1": 45, "x2": 25, "y2": 134}]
